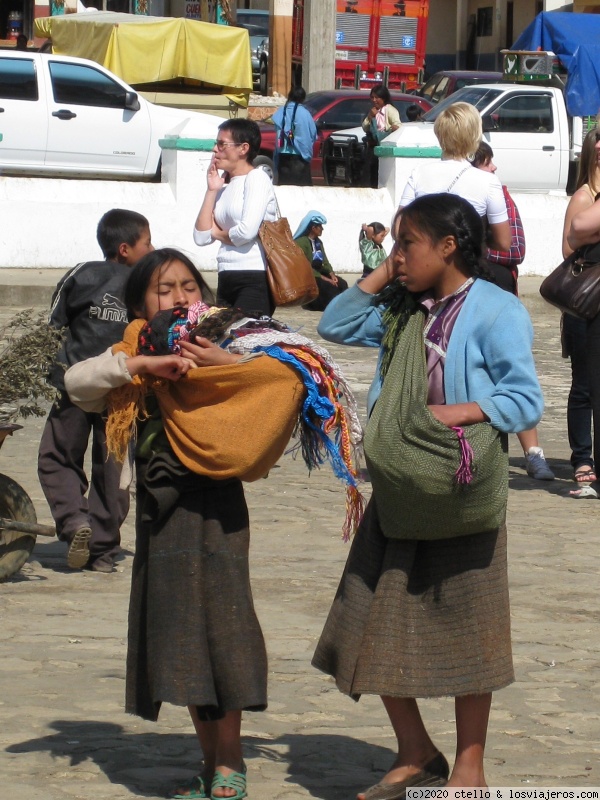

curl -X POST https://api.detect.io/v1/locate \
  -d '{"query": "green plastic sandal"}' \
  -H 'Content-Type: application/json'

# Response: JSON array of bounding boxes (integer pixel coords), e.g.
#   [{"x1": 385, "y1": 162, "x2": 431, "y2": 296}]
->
[
  {"x1": 210, "y1": 762, "x2": 247, "y2": 800},
  {"x1": 170, "y1": 774, "x2": 209, "y2": 799}
]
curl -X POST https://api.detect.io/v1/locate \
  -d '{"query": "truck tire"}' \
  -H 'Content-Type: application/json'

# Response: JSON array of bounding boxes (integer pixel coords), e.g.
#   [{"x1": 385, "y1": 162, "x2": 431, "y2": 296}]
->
[
  {"x1": 566, "y1": 159, "x2": 578, "y2": 196},
  {"x1": 254, "y1": 155, "x2": 274, "y2": 181},
  {"x1": 0, "y1": 473, "x2": 37, "y2": 582}
]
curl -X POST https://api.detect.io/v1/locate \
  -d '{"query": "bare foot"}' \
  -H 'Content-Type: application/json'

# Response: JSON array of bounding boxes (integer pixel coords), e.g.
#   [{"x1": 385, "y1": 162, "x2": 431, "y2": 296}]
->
[{"x1": 446, "y1": 765, "x2": 487, "y2": 788}]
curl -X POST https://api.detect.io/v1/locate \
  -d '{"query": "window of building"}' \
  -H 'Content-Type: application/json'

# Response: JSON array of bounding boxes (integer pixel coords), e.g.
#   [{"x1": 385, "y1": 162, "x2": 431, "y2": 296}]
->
[{"x1": 476, "y1": 7, "x2": 493, "y2": 37}]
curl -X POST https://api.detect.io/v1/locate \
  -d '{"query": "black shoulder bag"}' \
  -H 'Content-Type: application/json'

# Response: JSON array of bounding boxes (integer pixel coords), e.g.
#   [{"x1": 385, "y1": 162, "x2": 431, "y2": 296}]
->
[{"x1": 539, "y1": 241, "x2": 600, "y2": 319}]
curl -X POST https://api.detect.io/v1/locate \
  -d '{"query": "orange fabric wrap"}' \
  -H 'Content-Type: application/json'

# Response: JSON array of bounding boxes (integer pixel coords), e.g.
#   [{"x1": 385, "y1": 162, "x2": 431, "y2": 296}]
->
[{"x1": 110, "y1": 319, "x2": 306, "y2": 482}]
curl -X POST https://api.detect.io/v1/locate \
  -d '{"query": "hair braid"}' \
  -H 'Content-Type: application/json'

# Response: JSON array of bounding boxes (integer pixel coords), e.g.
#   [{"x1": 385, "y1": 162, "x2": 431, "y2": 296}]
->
[{"x1": 453, "y1": 204, "x2": 496, "y2": 283}]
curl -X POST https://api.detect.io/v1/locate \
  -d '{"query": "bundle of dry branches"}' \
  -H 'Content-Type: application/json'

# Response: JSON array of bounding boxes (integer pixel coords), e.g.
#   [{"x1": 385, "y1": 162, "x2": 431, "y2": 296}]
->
[{"x1": 0, "y1": 310, "x2": 64, "y2": 421}]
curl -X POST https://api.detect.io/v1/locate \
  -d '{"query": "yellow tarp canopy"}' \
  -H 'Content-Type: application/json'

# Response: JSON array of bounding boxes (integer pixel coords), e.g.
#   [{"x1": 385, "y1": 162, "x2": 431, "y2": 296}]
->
[{"x1": 34, "y1": 12, "x2": 252, "y2": 106}]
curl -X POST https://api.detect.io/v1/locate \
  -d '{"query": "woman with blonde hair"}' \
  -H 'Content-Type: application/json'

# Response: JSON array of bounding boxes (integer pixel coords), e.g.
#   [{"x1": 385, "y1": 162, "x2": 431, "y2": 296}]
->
[{"x1": 399, "y1": 102, "x2": 511, "y2": 251}]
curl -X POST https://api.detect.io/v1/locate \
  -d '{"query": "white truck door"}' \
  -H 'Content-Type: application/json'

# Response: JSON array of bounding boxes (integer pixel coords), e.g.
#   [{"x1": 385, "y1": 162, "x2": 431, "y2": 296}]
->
[
  {"x1": 0, "y1": 55, "x2": 48, "y2": 170},
  {"x1": 44, "y1": 59, "x2": 153, "y2": 177},
  {"x1": 482, "y1": 91, "x2": 563, "y2": 192}
]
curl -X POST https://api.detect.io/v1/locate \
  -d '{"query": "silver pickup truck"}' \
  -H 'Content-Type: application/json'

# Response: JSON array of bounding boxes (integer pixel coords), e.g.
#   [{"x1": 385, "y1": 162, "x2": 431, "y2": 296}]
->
[{"x1": 326, "y1": 81, "x2": 583, "y2": 193}]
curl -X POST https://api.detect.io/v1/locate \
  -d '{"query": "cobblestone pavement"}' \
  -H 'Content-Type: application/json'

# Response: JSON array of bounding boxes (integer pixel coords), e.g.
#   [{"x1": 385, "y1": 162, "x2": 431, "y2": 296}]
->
[{"x1": 0, "y1": 278, "x2": 599, "y2": 800}]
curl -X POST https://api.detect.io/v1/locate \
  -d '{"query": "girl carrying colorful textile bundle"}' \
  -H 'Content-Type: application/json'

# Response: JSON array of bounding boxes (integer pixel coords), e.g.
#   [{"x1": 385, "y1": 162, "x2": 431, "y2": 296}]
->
[{"x1": 64, "y1": 247, "x2": 362, "y2": 800}]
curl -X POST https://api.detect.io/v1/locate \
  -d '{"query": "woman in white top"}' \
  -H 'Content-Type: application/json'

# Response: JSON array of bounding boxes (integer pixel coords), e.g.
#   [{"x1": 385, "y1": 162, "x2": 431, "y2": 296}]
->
[
  {"x1": 399, "y1": 102, "x2": 511, "y2": 252},
  {"x1": 194, "y1": 118, "x2": 278, "y2": 316}
]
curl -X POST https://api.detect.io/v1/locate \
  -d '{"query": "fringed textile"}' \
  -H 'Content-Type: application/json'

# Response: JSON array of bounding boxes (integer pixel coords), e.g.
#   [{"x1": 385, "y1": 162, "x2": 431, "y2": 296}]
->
[
  {"x1": 108, "y1": 319, "x2": 150, "y2": 463},
  {"x1": 106, "y1": 306, "x2": 365, "y2": 537}
]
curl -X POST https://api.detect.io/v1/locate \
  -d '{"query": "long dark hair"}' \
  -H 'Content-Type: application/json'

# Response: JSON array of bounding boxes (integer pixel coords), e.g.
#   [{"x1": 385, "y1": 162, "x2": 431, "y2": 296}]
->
[
  {"x1": 576, "y1": 127, "x2": 600, "y2": 195},
  {"x1": 400, "y1": 193, "x2": 485, "y2": 276},
  {"x1": 379, "y1": 194, "x2": 489, "y2": 378},
  {"x1": 124, "y1": 247, "x2": 214, "y2": 320},
  {"x1": 370, "y1": 83, "x2": 392, "y2": 105}
]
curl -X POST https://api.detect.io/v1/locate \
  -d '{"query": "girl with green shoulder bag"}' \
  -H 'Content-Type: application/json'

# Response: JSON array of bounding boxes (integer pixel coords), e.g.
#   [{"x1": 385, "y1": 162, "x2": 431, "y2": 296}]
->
[{"x1": 312, "y1": 193, "x2": 544, "y2": 798}]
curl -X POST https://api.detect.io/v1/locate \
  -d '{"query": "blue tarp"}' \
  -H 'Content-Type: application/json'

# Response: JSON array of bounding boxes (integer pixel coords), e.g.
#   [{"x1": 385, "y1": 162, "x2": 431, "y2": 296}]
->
[{"x1": 512, "y1": 12, "x2": 600, "y2": 117}]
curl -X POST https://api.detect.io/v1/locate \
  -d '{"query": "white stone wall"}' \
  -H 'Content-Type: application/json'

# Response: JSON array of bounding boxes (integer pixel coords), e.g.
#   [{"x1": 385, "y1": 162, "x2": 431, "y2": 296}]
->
[{"x1": 0, "y1": 146, "x2": 568, "y2": 275}]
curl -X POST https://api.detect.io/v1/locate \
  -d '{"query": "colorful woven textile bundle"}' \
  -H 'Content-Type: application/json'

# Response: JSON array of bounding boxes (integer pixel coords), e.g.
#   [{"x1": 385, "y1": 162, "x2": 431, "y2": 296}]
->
[{"x1": 137, "y1": 303, "x2": 365, "y2": 539}]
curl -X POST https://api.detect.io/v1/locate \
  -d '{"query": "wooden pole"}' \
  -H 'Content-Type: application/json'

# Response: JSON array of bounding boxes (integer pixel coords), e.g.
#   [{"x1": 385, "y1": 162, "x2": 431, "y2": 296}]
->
[{"x1": 268, "y1": 0, "x2": 293, "y2": 97}]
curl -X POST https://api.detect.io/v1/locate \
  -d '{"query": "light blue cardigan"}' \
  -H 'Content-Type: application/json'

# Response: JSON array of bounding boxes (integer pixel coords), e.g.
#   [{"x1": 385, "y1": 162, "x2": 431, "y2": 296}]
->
[{"x1": 317, "y1": 279, "x2": 544, "y2": 433}]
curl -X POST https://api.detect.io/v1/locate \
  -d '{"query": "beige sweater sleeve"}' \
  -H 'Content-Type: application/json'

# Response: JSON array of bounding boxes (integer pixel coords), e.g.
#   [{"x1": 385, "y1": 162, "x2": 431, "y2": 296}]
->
[
  {"x1": 64, "y1": 348, "x2": 133, "y2": 413},
  {"x1": 65, "y1": 348, "x2": 135, "y2": 489}
]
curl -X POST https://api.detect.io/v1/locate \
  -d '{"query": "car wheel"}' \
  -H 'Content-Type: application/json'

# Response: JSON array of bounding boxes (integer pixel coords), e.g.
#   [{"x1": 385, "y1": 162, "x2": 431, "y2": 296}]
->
[
  {"x1": 254, "y1": 155, "x2": 274, "y2": 181},
  {"x1": 259, "y1": 57, "x2": 268, "y2": 96}
]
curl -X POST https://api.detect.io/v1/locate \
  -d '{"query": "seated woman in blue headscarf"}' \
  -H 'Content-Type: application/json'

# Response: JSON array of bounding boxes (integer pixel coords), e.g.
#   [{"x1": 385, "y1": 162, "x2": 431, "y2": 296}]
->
[{"x1": 293, "y1": 211, "x2": 349, "y2": 311}]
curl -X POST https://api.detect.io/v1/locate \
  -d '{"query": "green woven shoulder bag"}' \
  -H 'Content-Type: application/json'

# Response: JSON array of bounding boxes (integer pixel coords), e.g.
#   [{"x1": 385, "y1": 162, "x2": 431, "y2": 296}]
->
[{"x1": 364, "y1": 309, "x2": 508, "y2": 540}]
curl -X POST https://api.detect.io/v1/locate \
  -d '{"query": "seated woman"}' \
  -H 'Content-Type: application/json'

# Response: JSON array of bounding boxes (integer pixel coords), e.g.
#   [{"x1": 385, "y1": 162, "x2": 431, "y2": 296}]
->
[{"x1": 293, "y1": 211, "x2": 349, "y2": 311}]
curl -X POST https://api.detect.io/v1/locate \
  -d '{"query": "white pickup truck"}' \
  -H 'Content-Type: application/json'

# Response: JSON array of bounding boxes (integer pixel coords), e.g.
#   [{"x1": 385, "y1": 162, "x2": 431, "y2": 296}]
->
[
  {"x1": 0, "y1": 50, "x2": 221, "y2": 179},
  {"x1": 329, "y1": 80, "x2": 585, "y2": 193}
]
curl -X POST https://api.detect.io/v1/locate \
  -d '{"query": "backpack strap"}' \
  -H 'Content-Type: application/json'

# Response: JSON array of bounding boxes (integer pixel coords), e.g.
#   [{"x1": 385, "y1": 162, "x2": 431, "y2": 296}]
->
[{"x1": 279, "y1": 102, "x2": 300, "y2": 155}]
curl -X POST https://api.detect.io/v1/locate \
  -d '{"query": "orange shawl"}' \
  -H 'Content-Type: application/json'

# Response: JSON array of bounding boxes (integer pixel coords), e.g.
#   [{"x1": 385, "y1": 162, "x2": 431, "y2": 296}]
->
[{"x1": 107, "y1": 319, "x2": 305, "y2": 482}]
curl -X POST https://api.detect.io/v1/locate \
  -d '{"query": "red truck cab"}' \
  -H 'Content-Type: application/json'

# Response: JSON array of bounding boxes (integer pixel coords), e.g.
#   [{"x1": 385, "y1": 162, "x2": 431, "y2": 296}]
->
[{"x1": 292, "y1": 0, "x2": 429, "y2": 92}]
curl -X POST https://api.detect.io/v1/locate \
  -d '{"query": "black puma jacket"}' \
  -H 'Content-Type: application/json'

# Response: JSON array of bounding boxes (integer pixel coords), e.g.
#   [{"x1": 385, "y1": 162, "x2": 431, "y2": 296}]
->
[{"x1": 48, "y1": 260, "x2": 131, "y2": 391}]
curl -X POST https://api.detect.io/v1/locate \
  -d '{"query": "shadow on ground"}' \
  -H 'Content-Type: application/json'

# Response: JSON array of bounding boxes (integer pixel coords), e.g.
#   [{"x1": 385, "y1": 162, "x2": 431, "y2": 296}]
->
[
  {"x1": 508, "y1": 456, "x2": 580, "y2": 498},
  {"x1": 6, "y1": 720, "x2": 393, "y2": 800}
]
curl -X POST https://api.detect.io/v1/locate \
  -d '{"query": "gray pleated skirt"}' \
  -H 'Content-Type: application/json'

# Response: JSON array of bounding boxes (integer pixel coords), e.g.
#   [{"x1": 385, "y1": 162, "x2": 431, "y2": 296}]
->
[
  {"x1": 312, "y1": 496, "x2": 514, "y2": 699},
  {"x1": 126, "y1": 456, "x2": 268, "y2": 721}
]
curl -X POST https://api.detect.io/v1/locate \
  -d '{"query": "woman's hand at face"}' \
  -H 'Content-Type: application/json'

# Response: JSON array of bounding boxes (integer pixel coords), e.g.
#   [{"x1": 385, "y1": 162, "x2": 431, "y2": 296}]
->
[
  {"x1": 358, "y1": 252, "x2": 403, "y2": 294},
  {"x1": 179, "y1": 337, "x2": 243, "y2": 367},
  {"x1": 206, "y1": 154, "x2": 226, "y2": 192}
]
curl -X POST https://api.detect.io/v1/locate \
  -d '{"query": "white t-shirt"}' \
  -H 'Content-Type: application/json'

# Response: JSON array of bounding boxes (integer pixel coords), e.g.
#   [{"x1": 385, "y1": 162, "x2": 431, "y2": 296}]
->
[
  {"x1": 400, "y1": 159, "x2": 508, "y2": 224},
  {"x1": 194, "y1": 168, "x2": 278, "y2": 272}
]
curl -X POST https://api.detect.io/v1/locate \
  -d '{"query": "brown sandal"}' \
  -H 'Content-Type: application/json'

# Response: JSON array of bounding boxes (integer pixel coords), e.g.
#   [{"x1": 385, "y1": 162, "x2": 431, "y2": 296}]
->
[{"x1": 361, "y1": 752, "x2": 449, "y2": 800}]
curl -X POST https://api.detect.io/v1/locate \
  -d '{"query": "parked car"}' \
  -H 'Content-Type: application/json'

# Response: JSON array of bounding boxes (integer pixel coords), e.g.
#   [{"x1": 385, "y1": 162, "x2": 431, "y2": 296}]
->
[
  {"x1": 414, "y1": 70, "x2": 504, "y2": 104},
  {"x1": 328, "y1": 82, "x2": 577, "y2": 193},
  {"x1": 256, "y1": 37, "x2": 269, "y2": 96},
  {"x1": 236, "y1": 9, "x2": 269, "y2": 90},
  {"x1": 0, "y1": 50, "x2": 221, "y2": 179},
  {"x1": 255, "y1": 89, "x2": 433, "y2": 183}
]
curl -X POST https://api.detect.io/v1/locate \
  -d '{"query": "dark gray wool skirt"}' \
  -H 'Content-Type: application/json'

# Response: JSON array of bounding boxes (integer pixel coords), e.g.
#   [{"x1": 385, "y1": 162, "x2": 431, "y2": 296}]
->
[
  {"x1": 126, "y1": 453, "x2": 268, "y2": 722},
  {"x1": 312, "y1": 496, "x2": 514, "y2": 699}
]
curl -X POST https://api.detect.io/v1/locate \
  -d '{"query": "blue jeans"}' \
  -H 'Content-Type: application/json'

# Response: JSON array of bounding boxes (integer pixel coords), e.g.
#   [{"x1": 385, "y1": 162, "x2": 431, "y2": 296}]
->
[{"x1": 563, "y1": 313, "x2": 593, "y2": 469}]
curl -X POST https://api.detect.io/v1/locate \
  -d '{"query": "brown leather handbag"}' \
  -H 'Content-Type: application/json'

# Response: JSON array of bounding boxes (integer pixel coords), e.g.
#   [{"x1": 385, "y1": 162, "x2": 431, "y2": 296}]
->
[{"x1": 258, "y1": 216, "x2": 319, "y2": 307}]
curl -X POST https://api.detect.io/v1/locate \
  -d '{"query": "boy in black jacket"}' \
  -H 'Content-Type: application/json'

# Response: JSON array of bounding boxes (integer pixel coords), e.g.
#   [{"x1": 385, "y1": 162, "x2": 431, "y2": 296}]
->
[{"x1": 38, "y1": 209, "x2": 153, "y2": 573}]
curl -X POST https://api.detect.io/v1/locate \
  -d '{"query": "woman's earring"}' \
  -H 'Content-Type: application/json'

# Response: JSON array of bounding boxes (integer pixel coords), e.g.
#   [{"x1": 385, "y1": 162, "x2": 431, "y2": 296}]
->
[{"x1": 466, "y1": 152, "x2": 475, "y2": 162}]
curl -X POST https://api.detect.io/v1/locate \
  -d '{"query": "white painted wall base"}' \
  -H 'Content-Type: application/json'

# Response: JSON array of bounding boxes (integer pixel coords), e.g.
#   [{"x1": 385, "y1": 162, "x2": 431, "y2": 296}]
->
[{"x1": 0, "y1": 146, "x2": 569, "y2": 276}]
